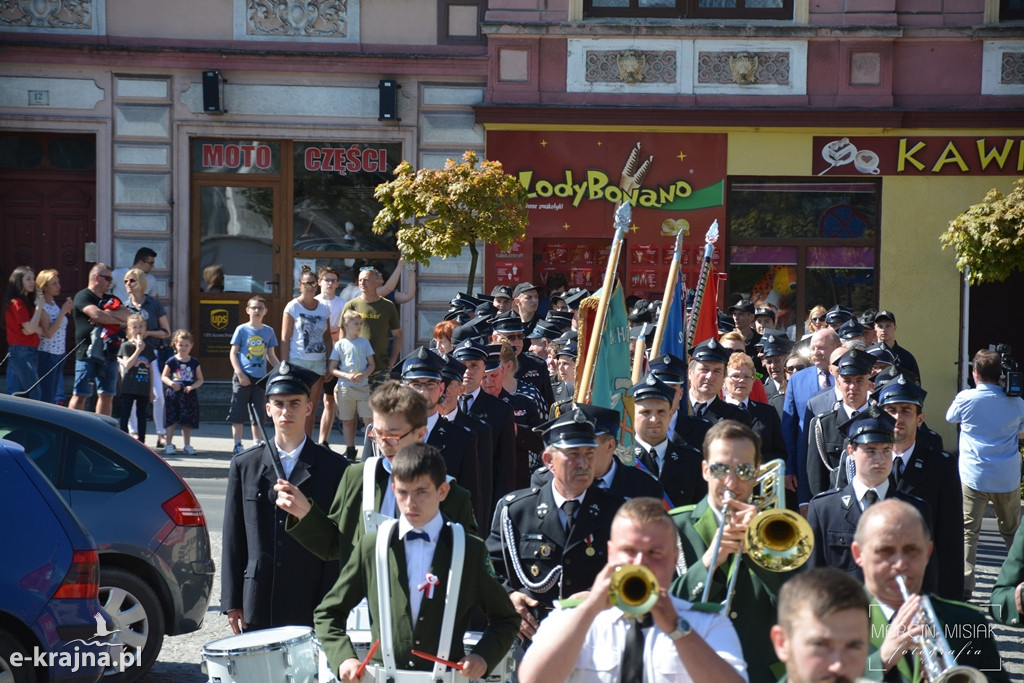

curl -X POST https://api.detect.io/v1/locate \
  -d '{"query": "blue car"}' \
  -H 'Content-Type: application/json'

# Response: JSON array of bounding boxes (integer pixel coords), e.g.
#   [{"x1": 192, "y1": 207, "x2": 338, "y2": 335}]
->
[
  {"x1": 0, "y1": 395, "x2": 215, "y2": 682},
  {"x1": 0, "y1": 438, "x2": 111, "y2": 683}
]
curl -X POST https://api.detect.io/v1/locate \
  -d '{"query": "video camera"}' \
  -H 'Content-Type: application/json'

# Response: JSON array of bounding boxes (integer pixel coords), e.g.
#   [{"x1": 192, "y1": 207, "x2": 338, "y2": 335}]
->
[{"x1": 989, "y1": 343, "x2": 1022, "y2": 398}]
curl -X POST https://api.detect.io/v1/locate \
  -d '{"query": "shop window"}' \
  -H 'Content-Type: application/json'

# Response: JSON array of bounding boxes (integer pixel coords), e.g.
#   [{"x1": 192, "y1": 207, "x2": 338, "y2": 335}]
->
[
  {"x1": 198, "y1": 186, "x2": 274, "y2": 294},
  {"x1": 585, "y1": 0, "x2": 790, "y2": 20},
  {"x1": 1001, "y1": 0, "x2": 1024, "y2": 20},
  {"x1": 727, "y1": 179, "x2": 879, "y2": 339}
]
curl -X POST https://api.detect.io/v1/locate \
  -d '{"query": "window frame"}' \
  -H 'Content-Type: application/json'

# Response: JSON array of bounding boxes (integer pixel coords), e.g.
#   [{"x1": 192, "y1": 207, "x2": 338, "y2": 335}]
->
[{"x1": 583, "y1": 0, "x2": 792, "y2": 20}]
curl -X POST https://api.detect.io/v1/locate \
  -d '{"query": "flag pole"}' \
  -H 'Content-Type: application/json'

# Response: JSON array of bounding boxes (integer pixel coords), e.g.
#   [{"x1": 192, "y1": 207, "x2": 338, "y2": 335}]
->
[
  {"x1": 684, "y1": 219, "x2": 720, "y2": 350},
  {"x1": 631, "y1": 322, "x2": 650, "y2": 384},
  {"x1": 575, "y1": 201, "x2": 631, "y2": 403},
  {"x1": 650, "y1": 227, "x2": 686, "y2": 358}
]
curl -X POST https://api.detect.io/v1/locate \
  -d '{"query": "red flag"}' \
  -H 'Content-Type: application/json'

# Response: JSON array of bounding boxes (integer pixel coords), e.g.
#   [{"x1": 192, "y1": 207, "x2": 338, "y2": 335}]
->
[{"x1": 690, "y1": 262, "x2": 719, "y2": 348}]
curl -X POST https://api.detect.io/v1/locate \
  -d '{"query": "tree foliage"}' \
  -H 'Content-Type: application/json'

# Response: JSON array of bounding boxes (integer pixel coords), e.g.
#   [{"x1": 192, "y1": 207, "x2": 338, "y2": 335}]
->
[
  {"x1": 372, "y1": 151, "x2": 530, "y2": 292},
  {"x1": 940, "y1": 177, "x2": 1024, "y2": 285}
]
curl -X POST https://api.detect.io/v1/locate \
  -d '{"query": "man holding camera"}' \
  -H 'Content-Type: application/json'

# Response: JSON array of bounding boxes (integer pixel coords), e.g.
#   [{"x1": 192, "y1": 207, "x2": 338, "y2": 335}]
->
[{"x1": 945, "y1": 347, "x2": 1024, "y2": 600}]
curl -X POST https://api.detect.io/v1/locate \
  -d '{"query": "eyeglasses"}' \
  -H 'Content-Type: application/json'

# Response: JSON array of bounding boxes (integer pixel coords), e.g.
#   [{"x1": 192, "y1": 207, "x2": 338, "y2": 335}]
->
[
  {"x1": 498, "y1": 333, "x2": 524, "y2": 341},
  {"x1": 811, "y1": 316, "x2": 826, "y2": 323},
  {"x1": 359, "y1": 266, "x2": 378, "y2": 273},
  {"x1": 405, "y1": 380, "x2": 442, "y2": 392},
  {"x1": 300, "y1": 281, "x2": 317, "y2": 288},
  {"x1": 321, "y1": 278, "x2": 339, "y2": 285},
  {"x1": 143, "y1": 260, "x2": 155, "y2": 266},
  {"x1": 727, "y1": 374, "x2": 753, "y2": 382},
  {"x1": 367, "y1": 426, "x2": 415, "y2": 446},
  {"x1": 786, "y1": 365, "x2": 807, "y2": 373},
  {"x1": 99, "y1": 274, "x2": 113, "y2": 282},
  {"x1": 248, "y1": 306, "x2": 266, "y2": 311},
  {"x1": 124, "y1": 278, "x2": 136, "y2": 284},
  {"x1": 707, "y1": 462, "x2": 757, "y2": 481}
]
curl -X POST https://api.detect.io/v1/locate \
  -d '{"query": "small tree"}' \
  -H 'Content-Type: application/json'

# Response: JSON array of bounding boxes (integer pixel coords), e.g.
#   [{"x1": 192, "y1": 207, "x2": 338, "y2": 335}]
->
[
  {"x1": 373, "y1": 151, "x2": 530, "y2": 293},
  {"x1": 940, "y1": 177, "x2": 1024, "y2": 284}
]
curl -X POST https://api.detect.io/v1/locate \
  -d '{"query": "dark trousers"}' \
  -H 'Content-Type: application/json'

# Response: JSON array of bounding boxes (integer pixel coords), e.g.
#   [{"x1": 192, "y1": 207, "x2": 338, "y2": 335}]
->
[{"x1": 119, "y1": 394, "x2": 149, "y2": 441}]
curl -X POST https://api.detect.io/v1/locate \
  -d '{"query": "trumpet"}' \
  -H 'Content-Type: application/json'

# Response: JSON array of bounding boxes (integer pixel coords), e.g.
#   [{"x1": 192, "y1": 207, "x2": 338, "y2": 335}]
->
[
  {"x1": 610, "y1": 564, "x2": 659, "y2": 616},
  {"x1": 893, "y1": 575, "x2": 986, "y2": 683},
  {"x1": 701, "y1": 459, "x2": 814, "y2": 610}
]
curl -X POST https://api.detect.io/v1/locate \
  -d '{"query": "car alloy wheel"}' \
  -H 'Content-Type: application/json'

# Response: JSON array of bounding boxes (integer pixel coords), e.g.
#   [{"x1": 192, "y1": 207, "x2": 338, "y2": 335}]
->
[{"x1": 98, "y1": 568, "x2": 165, "y2": 682}]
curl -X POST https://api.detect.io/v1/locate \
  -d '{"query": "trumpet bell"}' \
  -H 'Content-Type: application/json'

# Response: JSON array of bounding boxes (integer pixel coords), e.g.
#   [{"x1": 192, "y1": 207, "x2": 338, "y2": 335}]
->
[
  {"x1": 610, "y1": 565, "x2": 659, "y2": 616},
  {"x1": 745, "y1": 509, "x2": 814, "y2": 572},
  {"x1": 933, "y1": 666, "x2": 987, "y2": 683}
]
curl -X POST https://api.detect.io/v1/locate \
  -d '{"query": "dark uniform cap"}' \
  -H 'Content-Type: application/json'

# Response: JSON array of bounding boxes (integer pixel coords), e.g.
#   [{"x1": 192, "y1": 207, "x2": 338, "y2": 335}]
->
[
  {"x1": 265, "y1": 361, "x2": 319, "y2": 397},
  {"x1": 526, "y1": 319, "x2": 562, "y2": 340},
  {"x1": 555, "y1": 329, "x2": 578, "y2": 346},
  {"x1": 836, "y1": 318, "x2": 868, "y2": 340},
  {"x1": 628, "y1": 299, "x2": 654, "y2": 324},
  {"x1": 484, "y1": 344, "x2": 504, "y2": 372},
  {"x1": 398, "y1": 346, "x2": 445, "y2": 380},
  {"x1": 630, "y1": 374, "x2": 676, "y2": 404},
  {"x1": 689, "y1": 337, "x2": 732, "y2": 366},
  {"x1": 491, "y1": 312, "x2": 525, "y2": 336},
  {"x1": 649, "y1": 353, "x2": 687, "y2": 386},
  {"x1": 717, "y1": 312, "x2": 735, "y2": 334},
  {"x1": 452, "y1": 338, "x2": 489, "y2": 362},
  {"x1": 475, "y1": 301, "x2": 498, "y2": 318},
  {"x1": 513, "y1": 282, "x2": 539, "y2": 298},
  {"x1": 557, "y1": 342, "x2": 578, "y2": 360},
  {"x1": 754, "y1": 307, "x2": 776, "y2": 322},
  {"x1": 840, "y1": 405, "x2": 896, "y2": 444},
  {"x1": 451, "y1": 317, "x2": 492, "y2": 345},
  {"x1": 563, "y1": 288, "x2": 590, "y2": 311},
  {"x1": 859, "y1": 309, "x2": 878, "y2": 326},
  {"x1": 490, "y1": 284, "x2": 513, "y2": 300},
  {"x1": 832, "y1": 348, "x2": 875, "y2": 376},
  {"x1": 874, "y1": 374, "x2": 927, "y2": 407},
  {"x1": 444, "y1": 309, "x2": 471, "y2": 325},
  {"x1": 760, "y1": 333, "x2": 792, "y2": 358},
  {"x1": 533, "y1": 408, "x2": 599, "y2": 449},
  {"x1": 865, "y1": 342, "x2": 896, "y2": 366},
  {"x1": 728, "y1": 298, "x2": 755, "y2": 314},
  {"x1": 571, "y1": 403, "x2": 620, "y2": 439},
  {"x1": 825, "y1": 305, "x2": 854, "y2": 325},
  {"x1": 545, "y1": 310, "x2": 574, "y2": 331},
  {"x1": 874, "y1": 309, "x2": 897, "y2": 324},
  {"x1": 441, "y1": 356, "x2": 467, "y2": 383},
  {"x1": 452, "y1": 292, "x2": 483, "y2": 307}
]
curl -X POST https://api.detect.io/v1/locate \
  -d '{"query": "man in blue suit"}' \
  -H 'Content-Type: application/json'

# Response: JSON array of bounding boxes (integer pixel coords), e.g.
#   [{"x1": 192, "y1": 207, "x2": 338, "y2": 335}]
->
[{"x1": 781, "y1": 327, "x2": 840, "y2": 513}]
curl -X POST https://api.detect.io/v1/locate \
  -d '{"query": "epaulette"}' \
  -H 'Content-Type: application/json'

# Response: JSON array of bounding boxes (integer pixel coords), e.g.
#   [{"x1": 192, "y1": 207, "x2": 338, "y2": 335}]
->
[
  {"x1": 668, "y1": 504, "x2": 697, "y2": 517},
  {"x1": 687, "y1": 601, "x2": 724, "y2": 614},
  {"x1": 810, "y1": 488, "x2": 842, "y2": 500},
  {"x1": 554, "y1": 598, "x2": 585, "y2": 610},
  {"x1": 503, "y1": 487, "x2": 540, "y2": 504}
]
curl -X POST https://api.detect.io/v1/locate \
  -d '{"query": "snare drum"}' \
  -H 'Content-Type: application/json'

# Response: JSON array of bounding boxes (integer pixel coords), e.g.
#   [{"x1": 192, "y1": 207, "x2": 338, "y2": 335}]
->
[{"x1": 201, "y1": 626, "x2": 319, "y2": 683}]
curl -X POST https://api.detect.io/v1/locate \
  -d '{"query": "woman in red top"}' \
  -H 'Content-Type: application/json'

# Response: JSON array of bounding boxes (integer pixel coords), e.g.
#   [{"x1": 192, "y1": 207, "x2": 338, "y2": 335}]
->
[{"x1": 4, "y1": 265, "x2": 44, "y2": 399}]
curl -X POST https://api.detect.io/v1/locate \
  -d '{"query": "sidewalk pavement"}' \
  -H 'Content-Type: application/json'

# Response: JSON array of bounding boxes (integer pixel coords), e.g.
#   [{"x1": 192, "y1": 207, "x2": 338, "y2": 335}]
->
[{"x1": 160, "y1": 420, "x2": 362, "y2": 479}]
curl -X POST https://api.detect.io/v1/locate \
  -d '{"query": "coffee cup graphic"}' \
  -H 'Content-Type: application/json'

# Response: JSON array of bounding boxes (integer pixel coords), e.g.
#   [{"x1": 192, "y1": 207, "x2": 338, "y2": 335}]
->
[{"x1": 854, "y1": 149, "x2": 880, "y2": 174}]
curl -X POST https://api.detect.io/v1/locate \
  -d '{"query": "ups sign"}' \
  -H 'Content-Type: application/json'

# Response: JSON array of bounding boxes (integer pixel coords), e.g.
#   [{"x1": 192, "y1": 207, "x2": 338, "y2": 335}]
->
[{"x1": 199, "y1": 300, "x2": 239, "y2": 357}]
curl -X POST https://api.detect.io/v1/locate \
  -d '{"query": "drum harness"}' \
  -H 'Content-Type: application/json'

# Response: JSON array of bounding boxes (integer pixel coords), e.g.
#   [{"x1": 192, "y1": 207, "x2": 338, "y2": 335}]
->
[{"x1": 375, "y1": 518, "x2": 466, "y2": 682}]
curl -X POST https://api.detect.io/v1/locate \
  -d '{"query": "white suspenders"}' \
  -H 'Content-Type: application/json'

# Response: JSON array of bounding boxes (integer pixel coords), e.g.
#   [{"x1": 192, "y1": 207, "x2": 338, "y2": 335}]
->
[{"x1": 374, "y1": 519, "x2": 466, "y2": 681}]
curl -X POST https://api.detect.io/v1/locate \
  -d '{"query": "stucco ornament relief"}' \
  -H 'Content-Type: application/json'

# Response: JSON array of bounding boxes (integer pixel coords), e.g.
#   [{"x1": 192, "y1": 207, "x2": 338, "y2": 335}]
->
[
  {"x1": 729, "y1": 52, "x2": 759, "y2": 85},
  {"x1": 617, "y1": 50, "x2": 647, "y2": 84},
  {"x1": 0, "y1": 0, "x2": 92, "y2": 28},
  {"x1": 247, "y1": 0, "x2": 347, "y2": 37}
]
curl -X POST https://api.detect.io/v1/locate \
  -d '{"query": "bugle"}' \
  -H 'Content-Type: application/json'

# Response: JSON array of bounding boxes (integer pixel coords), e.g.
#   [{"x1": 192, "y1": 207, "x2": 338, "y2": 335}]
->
[
  {"x1": 610, "y1": 564, "x2": 659, "y2": 616},
  {"x1": 893, "y1": 575, "x2": 986, "y2": 683},
  {"x1": 700, "y1": 460, "x2": 814, "y2": 613}
]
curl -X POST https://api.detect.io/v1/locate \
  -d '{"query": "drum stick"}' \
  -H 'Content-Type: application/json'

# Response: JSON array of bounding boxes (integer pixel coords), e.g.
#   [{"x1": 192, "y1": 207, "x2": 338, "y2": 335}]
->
[
  {"x1": 355, "y1": 640, "x2": 379, "y2": 679},
  {"x1": 411, "y1": 649, "x2": 461, "y2": 669}
]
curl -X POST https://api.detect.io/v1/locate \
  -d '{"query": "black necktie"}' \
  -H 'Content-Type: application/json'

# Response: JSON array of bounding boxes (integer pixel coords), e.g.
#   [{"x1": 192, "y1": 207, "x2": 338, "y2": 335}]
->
[
  {"x1": 693, "y1": 401, "x2": 706, "y2": 416},
  {"x1": 620, "y1": 614, "x2": 652, "y2": 680},
  {"x1": 737, "y1": 402, "x2": 748, "y2": 412},
  {"x1": 893, "y1": 457, "x2": 905, "y2": 483},
  {"x1": 863, "y1": 489, "x2": 878, "y2": 508},
  {"x1": 459, "y1": 395, "x2": 470, "y2": 412},
  {"x1": 562, "y1": 499, "x2": 580, "y2": 535},
  {"x1": 595, "y1": 477, "x2": 606, "y2": 489},
  {"x1": 638, "y1": 446, "x2": 659, "y2": 477},
  {"x1": 406, "y1": 530, "x2": 430, "y2": 542}
]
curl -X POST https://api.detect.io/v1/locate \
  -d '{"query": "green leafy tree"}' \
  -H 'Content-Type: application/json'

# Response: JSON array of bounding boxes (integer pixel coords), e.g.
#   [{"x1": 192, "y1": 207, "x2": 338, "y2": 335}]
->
[
  {"x1": 940, "y1": 178, "x2": 1024, "y2": 284},
  {"x1": 372, "y1": 151, "x2": 529, "y2": 292}
]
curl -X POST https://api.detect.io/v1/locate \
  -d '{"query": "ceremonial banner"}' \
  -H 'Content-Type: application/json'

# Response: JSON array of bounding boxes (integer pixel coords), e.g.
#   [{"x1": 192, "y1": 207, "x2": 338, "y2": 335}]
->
[{"x1": 576, "y1": 282, "x2": 634, "y2": 446}]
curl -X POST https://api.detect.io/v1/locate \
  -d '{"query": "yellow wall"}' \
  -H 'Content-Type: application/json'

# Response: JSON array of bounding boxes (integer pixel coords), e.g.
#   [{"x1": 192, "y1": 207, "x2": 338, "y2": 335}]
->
[{"x1": 727, "y1": 130, "x2": 1021, "y2": 447}]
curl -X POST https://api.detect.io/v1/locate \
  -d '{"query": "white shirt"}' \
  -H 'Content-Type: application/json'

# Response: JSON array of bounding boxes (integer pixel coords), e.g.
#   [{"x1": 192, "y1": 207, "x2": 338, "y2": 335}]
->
[
  {"x1": 276, "y1": 437, "x2": 306, "y2": 479},
  {"x1": 893, "y1": 442, "x2": 915, "y2": 477},
  {"x1": 551, "y1": 487, "x2": 587, "y2": 531},
  {"x1": 852, "y1": 478, "x2": 890, "y2": 511},
  {"x1": 398, "y1": 512, "x2": 444, "y2": 623},
  {"x1": 595, "y1": 458, "x2": 617, "y2": 489},
  {"x1": 534, "y1": 596, "x2": 748, "y2": 683},
  {"x1": 425, "y1": 411, "x2": 440, "y2": 437},
  {"x1": 464, "y1": 387, "x2": 482, "y2": 412},
  {"x1": 634, "y1": 437, "x2": 667, "y2": 473}
]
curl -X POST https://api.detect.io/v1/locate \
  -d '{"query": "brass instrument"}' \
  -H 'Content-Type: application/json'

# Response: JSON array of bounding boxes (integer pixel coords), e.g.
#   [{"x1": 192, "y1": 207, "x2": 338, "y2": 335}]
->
[
  {"x1": 610, "y1": 564, "x2": 659, "y2": 616},
  {"x1": 893, "y1": 575, "x2": 986, "y2": 683},
  {"x1": 701, "y1": 459, "x2": 815, "y2": 612}
]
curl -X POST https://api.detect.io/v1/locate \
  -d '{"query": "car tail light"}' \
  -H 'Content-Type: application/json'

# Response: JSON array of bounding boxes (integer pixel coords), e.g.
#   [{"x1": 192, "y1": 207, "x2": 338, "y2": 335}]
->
[
  {"x1": 162, "y1": 488, "x2": 207, "y2": 527},
  {"x1": 53, "y1": 549, "x2": 99, "y2": 599}
]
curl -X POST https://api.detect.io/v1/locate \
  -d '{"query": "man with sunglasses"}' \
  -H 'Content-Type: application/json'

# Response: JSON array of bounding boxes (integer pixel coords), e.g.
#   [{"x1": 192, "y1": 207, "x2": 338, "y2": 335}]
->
[
  {"x1": 69, "y1": 262, "x2": 130, "y2": 415},
  {"x1": 342, "y1": 266, "x2": 401, "y2": 389},
  {"x1": 111, "y1": 246, "x2": 157, "y2": 303},
  {"x1": 670, "y1": 419, "x2": 799, "y2": 683},
  {"x1": 279, "y1": 381, "x2": 476, "y2": 562},
  {"x1": 397, "y1": 346, "x2": 483, "y2": 524}
]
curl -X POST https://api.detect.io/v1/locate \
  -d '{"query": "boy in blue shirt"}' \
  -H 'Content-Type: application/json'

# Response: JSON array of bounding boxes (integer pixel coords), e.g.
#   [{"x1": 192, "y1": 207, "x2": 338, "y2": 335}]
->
[{"x1": 228, "y1": 295, "x2": 280, "y2": 454}]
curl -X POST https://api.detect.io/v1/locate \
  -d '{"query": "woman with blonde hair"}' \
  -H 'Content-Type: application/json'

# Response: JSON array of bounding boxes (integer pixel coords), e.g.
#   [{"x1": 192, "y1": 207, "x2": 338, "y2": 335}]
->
[
  {"x1": 804, "y1": 305, "x2": 828, "y2": 337},
  {"x1": 35, "y1": 269, "x2": 75, "y2": 403}
]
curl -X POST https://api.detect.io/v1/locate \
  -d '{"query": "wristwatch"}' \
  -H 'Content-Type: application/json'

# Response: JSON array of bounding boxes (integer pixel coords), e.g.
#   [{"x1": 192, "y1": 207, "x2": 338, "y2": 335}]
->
[{"x1": 667, "y1": 615, "x2": 692, "y2": 641}]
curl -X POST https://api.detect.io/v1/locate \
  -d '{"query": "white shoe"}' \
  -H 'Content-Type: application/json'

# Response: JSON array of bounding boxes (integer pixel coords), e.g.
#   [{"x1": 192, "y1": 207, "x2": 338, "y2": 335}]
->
[
  {"x1": 164, "y1": 444, "x2": 176, "y2": 455},
  {"x1": 183, "y1": 445, "x2": 196, "y2": 455}
]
